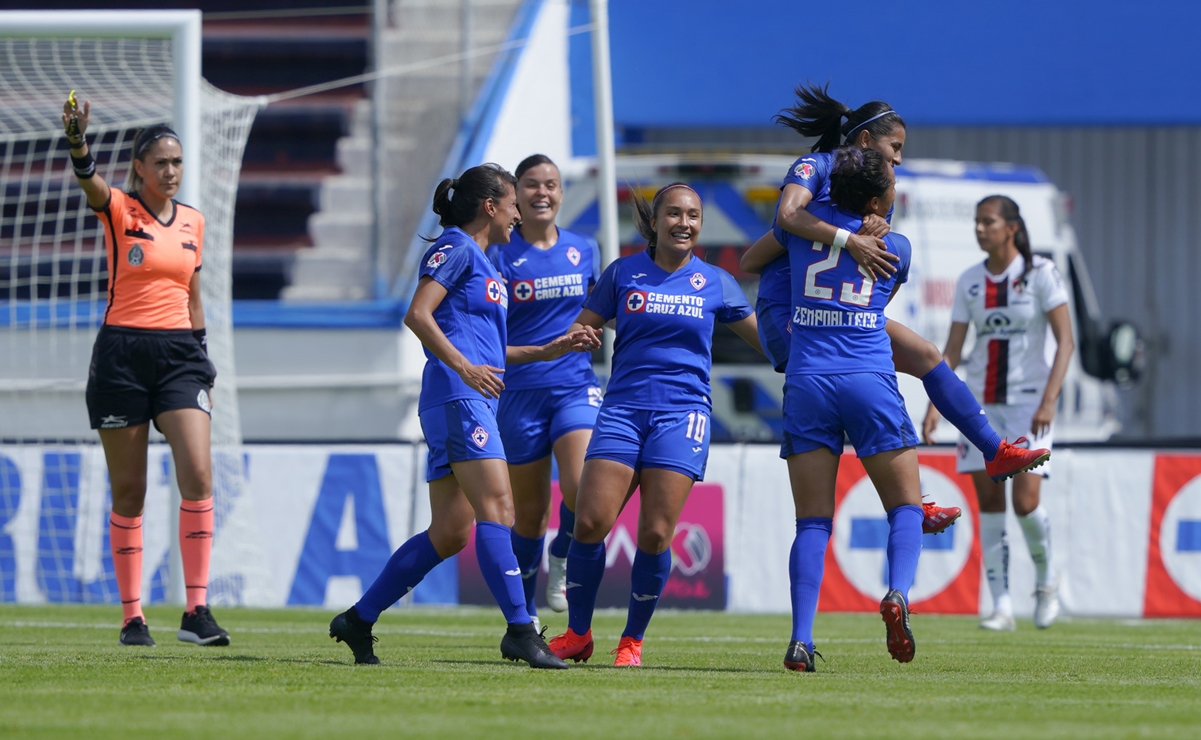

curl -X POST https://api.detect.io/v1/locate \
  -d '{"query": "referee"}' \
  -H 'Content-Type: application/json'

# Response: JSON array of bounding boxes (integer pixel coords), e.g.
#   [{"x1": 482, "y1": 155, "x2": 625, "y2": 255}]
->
[{"x1": 63, "y1": 93, "x2": 229, "y2": 647}]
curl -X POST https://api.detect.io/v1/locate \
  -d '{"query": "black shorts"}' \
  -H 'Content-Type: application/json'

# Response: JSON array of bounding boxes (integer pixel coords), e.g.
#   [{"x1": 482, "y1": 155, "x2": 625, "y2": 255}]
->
[{"x1": 85, "y1": 325, "x2": 217, "y2": 430}]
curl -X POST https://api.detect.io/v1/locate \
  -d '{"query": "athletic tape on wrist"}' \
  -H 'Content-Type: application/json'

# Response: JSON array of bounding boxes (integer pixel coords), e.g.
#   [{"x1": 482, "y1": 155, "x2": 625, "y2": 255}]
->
[{"x1": 832, "y1": 228, "x2": 851, "y2": 250}]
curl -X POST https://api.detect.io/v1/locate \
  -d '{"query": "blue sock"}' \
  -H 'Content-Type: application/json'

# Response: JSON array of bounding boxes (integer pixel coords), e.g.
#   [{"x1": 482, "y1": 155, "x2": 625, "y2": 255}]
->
[
  {"x1": 548, "y1": 500, "x2": 575, "y2": 559},
  {"x1": 789, "y1": 517, "x2": 832, "y2": 650},
  {"x1": 922, "y1": 360, "x2": 1001, "y2": 461},
  {"x1": 566, "y1": 539, "x2": 606, "y2": 636},
  {"x1": 510, "y1": 531, "x2": 544, "y2": 618},
  {"x1": 355, "y1": 530, "x2": 442, "y2": 623},
  {"x1": 474, "y1": 521, "x2": 531, "y2": 625},
  {"x1": 622, "y1": 548, "x2": 672, "y2": 640},
  {"x1": 886, "y1": 505, "x2": 924, "y2": 602}
]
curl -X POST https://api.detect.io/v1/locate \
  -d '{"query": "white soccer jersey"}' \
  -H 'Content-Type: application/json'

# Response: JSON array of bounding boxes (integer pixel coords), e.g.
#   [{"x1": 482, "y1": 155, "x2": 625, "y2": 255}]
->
[{"x1": 951, "y1": 254, "x2": 1069, "y2": 405}]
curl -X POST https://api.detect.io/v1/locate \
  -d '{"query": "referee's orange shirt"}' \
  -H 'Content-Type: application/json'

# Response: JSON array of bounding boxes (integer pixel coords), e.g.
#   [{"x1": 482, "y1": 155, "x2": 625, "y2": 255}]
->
[{"x1": 93, "y1": 189, "x2": 204, "y2": 330}]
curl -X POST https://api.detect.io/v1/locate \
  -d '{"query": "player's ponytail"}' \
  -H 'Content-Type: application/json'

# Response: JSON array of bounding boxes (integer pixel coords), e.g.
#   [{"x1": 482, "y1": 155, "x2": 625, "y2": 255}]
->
[
  {"x1": 979, "y1": 195, "x2": 1034, "y2": 285},
  {"x1": 426, "y1": 162, "x2": 518, "y2": 239},
  {"x1": 828, "y1": 146, "x2": 891, "y2": 215},
  {"x1": 774, "y1": 82, "x2": 851, "y2": 153}
]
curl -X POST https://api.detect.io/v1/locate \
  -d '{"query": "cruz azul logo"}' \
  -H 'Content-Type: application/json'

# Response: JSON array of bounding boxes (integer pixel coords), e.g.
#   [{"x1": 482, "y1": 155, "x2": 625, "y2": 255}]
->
[
  {"x1": 1144, "y1": 455, "x2": 1201, "y2": 616},
  {"x1": 471, "y1": 426, "x2": 490, "y2": 448},
  {"x1": 484, "y1": 278, "x2": 507, "y2": 307},
  {"x1": 689, "y1": 272, "x2": 707, "y2": 290},
  {"x1": 823, "y1": 452, "x2": 980, "y2": 613},
  {"x1": 513, "y1": 280, "x2": 535, "y2": 302},
  {"x1": 566, "y1": 246, "x2": 581, "y2": 266},
  {"x1": 625, "y1": 290, "x2": 647, "y2": 312}
]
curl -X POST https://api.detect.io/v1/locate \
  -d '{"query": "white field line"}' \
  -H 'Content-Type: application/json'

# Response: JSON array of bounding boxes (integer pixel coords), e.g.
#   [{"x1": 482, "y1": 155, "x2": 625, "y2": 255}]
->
[{"x1": 1, "y1": 620, "x2": 1199, "y2": 650}]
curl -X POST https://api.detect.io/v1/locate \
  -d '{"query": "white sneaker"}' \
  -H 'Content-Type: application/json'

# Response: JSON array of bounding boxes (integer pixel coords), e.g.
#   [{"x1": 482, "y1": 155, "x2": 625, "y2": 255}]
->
[
  {"x1": 1034, "y1": 582, "x2": 1060, "y2": 629},
  {"x1": 980, "y1": 611, "x2": 1016, "y2": 631},
  {"x1": 545, "y1": 554, "x2": 568, "y2": 613}
]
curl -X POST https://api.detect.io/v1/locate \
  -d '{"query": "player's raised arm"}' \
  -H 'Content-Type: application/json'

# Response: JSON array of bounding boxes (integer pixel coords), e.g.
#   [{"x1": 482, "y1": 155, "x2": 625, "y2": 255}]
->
[{"x1": 61, "y1": 91, "x2": 110, "y2": 209}]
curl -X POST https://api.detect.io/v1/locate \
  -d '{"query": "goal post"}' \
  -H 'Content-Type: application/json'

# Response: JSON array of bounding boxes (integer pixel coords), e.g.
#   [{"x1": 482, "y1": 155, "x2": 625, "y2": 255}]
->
[{"x1": 0, "y1": 10, "x2": 270, "y2": 607}]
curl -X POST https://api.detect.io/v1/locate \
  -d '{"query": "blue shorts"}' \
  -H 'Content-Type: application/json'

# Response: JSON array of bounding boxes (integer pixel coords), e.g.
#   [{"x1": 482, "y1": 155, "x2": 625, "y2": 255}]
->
[
  {"x1": 585, "y1": 404, "x2": 711, "y2": 481},
  {"x1": 756, "y1": 299, "x2": 791, "y2": 374},
  {"x1": 419, "y1": 398, "x2": 507, "y2": 481},
  {"x1": 780, "y1": 372, "x2": 918, "y2": 459},
  {"x1": 497, "y1": 384, "x2": 602, "y2": 465}
]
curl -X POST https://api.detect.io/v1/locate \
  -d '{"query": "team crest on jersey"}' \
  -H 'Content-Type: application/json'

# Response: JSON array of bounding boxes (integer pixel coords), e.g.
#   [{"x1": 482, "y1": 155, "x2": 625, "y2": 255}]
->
[
  {"x1": 794, "y1": 161, "x2": 815, "y2": 179},
  {"x1": 625, "y1": 290, "x2": 647, "y2": 312},
  {"x1": 127, "y1": 243, "x2": 145, "y2": 266},
  {"x1": 197, "y1": 389, "x2": 212, "y2": 414},
  {"x1": 968, "y1": 283, "x2": 981, "y2": 298},
  {"x1": 566, "y1": 246, "x2": 581, "y2": 266},
  {"x1": 485, "y1": 278, "x2": 506, "y2": 306},
  {"x1": 689, "y1": 272, "x2": 706, "y2": 290},
  {"x1": 513, "y1": 280, "x2": 535, "y2": 302},
  {"x1": 471, "y1": 426, "x2": 489, "y2": 448},
  {"x1": 426, "y1": 250, "x2": 448, "y2": 269}
]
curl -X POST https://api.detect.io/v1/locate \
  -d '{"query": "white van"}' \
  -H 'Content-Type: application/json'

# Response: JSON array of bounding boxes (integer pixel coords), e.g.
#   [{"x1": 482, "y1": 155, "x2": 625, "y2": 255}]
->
[{"x1": 557, "y1": 155, "x2": 1142, "y2": 443}]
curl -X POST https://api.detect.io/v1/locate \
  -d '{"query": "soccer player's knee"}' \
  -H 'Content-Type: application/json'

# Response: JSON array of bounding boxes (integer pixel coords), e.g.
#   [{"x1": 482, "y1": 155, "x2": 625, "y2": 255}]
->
[
  {"x1": 636, "y1": 523, "x2": 673, "y2": 554},
  {"x1": 572, "y1": 510, "x2": 610, "y2": 543},
  {"x1": 430, "y1": 522, "x2": 472, "y2": 555},
  {"x1": 916, "y1": 338, "x2": 942, "y2": 373}
]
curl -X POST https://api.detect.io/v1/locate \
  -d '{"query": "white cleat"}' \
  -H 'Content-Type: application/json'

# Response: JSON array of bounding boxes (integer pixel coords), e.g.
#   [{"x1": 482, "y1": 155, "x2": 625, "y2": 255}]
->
[
  {"x1": 546, "y1": 554, "x2": 568, "y2": 613},
  {"x1": 980, "y1": 611, "x2": 1017, "y2": 632},
  {"x1": 1034, "y1": 582, "x2": 1060, "y2": 629}
]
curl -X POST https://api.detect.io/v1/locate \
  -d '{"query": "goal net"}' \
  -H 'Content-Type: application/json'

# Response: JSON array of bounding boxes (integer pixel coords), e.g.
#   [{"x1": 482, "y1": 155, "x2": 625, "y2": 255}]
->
[{"x1": 0, "y1": 11, "x2": 272, "y2": 607}]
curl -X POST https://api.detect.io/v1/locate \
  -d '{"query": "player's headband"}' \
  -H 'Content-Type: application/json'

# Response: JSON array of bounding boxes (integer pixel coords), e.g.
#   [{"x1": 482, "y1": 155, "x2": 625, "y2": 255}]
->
[
  {"x1": 652, "y1": 183, "x2": 700, "y2": 210},
  {"x1": 133, "y1": 125, "x2": 180, "y2": 157},
  {"x1": 844, "y1": 109, "x2": 896, "y2": 139}
]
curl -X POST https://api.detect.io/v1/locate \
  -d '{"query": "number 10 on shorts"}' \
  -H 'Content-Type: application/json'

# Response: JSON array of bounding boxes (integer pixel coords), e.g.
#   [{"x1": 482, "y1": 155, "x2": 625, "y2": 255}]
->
[{"x1": 685, "y1": 412, "x2": 707, "y2": 443}]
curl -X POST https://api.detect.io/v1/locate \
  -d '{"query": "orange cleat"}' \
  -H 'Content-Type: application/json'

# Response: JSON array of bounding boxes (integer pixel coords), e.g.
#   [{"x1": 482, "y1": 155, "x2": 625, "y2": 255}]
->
[
  {"x1": 611, "y1": 636, "x2": 642, "y2": 666},
  {"x1": 922, "y1": 502, "x2": 962, "y2": 535},
  {"x1": 985, "y1": 437, "x2": 1051, "y2": 482},
  {"x1": 548, "y1": 627, "x2": 594, "y2": 663}
]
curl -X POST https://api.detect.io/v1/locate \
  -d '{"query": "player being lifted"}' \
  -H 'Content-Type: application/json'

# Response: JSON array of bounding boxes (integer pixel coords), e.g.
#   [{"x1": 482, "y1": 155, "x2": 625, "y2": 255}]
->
[
  {"x1": 488, "y1": 154, "x2": 602, "y2": 623},
  {"x1": 549, "y1": 184, "x2": 762, "y2": 667},
  {"x1": 776, "y1": 147, "x2": 925, "y2": 671},
  {"x1": 329, "y1": 164, "x2": 595, "y2": 668},
  {"x1": 740, "y1": 83, "x2": 1051, "y2": 490},
  {"x1": 924, "y1": 196, "x2": 1069, "y2": 631},
  {"x1": 62, "y1": 92, "x2": 229, "y2": 647}
]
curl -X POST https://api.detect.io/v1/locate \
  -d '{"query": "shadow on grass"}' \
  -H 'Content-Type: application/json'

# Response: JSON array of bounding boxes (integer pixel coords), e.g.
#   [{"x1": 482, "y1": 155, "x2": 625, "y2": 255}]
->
[{"x1": 430, "y1": 659, "x2": 774, "y2": 674}]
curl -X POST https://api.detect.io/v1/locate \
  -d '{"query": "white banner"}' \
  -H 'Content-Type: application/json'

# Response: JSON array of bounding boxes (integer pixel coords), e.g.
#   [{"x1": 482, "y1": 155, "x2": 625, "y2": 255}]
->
[{"x1": 0, "y1": 443, "x2": 1194, "y2": 618}]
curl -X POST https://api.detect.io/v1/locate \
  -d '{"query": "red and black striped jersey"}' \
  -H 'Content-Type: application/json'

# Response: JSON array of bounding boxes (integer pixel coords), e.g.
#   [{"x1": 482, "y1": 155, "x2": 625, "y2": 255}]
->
[{"x1": 951, "y1": 255, "x2": 1068, "y2": 405}]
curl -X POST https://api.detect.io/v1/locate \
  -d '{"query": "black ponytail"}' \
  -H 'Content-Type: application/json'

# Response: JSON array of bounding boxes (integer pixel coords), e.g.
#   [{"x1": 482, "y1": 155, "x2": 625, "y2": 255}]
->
[
  {"x1": 828, "y1": 146, "x2": 892, "y2": 215},
  {"x1": 774, "y1": 82, "x2": 851, "y2": 153},
  {"x1": 979, "y1": 195, "x2": 1033, "y2": 284},
  {"x1": 775, "y1": 82, "x2": 905, "y2": 153},
  {"x1": 425, "y1": 162, "x2": 517, "y2": 239},
  {"x1": 631, "y1": 182, "x2": 700, "y2": 260}
]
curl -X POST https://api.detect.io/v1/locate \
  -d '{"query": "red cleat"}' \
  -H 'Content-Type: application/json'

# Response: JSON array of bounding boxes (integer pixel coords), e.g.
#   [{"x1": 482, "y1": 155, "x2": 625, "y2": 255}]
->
[
  {"x1": 611, "y1": 636, "x2": 642, "y2": 667},
  {"x1": 880, "y1": 589, "x2": 915, "y2": 663},
  {"x1": 985, "y1": 437, "x2": 1051, "y2": 482},
  {"x1": 548, "y1": 627, "x2": 594, "y2": 663},
  {"x1": 922, "y1": 502, "x2": 962, "y2": 535}
]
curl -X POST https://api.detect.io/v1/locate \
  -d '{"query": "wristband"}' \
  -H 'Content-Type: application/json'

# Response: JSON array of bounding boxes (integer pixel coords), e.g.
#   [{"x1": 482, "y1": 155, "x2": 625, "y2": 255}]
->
[
  {"x1": 70, "y1": 150, "x2": 96, "y2": 179},
  {"x1": 193, "y1": 328, "x2": 207, "y2": 354},
  {"x1": 832, "y1": 228, "x2": 851, "y2": 250}
]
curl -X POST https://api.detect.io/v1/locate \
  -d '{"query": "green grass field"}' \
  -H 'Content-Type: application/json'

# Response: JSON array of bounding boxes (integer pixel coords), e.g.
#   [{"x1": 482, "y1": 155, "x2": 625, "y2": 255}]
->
[{"x1": 1, "y1": 605, "x2": 1198, "y2": 739}]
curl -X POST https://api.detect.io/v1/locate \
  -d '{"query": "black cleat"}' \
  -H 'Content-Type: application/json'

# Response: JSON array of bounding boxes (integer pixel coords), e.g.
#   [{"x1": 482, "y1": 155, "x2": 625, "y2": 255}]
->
[
  {"x1": 329, "y1": 606, "x2": 380, "y2": 665},
  {"x1": 177, "y1": 605, "x2": 231, "y2": 646},
  {"x1": 783, "y1": 640, "x2": 817, "y2": 672},
  {"x1": 500, "y1": 622, "x2": 569, "y2": 669},
  {"x1": 119, "y1": 617, "x2": 156, "y2": 646},
  {"x1": 880, "y1": 589, "x2": 915, "y2": 663}
]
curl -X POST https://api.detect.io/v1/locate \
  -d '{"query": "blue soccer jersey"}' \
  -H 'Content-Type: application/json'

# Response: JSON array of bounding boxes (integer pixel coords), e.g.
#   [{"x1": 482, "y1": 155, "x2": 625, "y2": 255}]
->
[
  {"x1": 416, "y1": 227, "x2": 508, "y2": 413},
  {"x1": 758, "y1": 152, "x2": 837, "y2": 313},
  {"x1": 489, "y1": 227, "x2": 600, "y2": 391},
  {"x1": 780, "y1": 202, "x2": 911, "y2": 376},
  {"x1": 583, "y1": 250, "x2": 752, "y2": 410}
]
